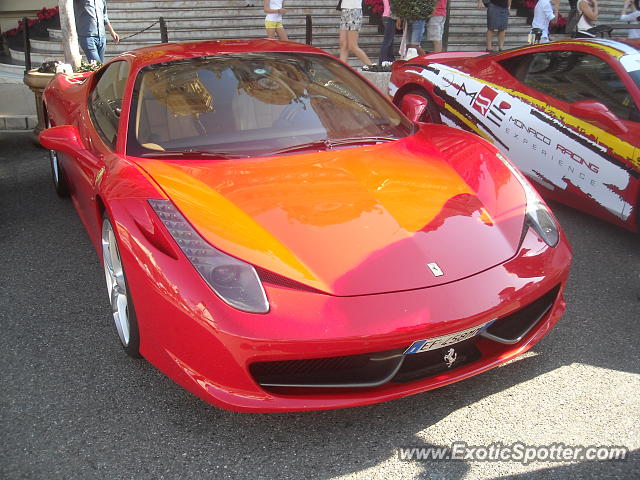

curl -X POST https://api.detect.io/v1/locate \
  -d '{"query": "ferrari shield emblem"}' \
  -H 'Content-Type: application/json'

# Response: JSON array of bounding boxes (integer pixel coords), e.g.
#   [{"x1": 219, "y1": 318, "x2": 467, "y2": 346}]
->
[{"x1": 427, "y1": 262, "x2": 444, "y2": 277}]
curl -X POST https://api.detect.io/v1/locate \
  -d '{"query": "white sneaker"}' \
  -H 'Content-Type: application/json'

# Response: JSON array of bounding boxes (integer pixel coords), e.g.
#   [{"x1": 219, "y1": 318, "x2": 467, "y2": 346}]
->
[
  {"x1": 405, "y1": 48, "x2": 418, "y2": 60},
  {"x1": 381, "y1": 61, "x2": 392, "y2": 67}
]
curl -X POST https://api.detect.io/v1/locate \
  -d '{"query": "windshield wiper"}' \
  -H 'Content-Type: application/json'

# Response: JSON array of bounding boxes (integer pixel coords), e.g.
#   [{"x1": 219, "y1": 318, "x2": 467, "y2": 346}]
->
[
  {"x1": 140, "y1": 149, "x2": 248, "y2": 159},
  {"x1": 265, "y1": 136, "x2": 398, "y2": 156},
  {"x1": 265, "y1": 140, "x2": 332, "y2": 155},
  {"x1": 329, "y1": 135, "x2": 399, "y2": 146}
]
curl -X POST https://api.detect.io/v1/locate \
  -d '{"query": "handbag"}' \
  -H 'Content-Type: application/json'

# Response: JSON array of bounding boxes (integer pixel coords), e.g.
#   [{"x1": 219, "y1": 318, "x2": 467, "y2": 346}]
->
[{"x1": 336, "y1": 0, "x2": 342, "y2": 11}]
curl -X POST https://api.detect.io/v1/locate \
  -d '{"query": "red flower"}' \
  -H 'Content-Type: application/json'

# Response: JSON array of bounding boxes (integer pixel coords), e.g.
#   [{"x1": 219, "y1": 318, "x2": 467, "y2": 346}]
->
[
  {"x1": 364, "y1": 0, "x2": 385, "y2": 15},
  {"x1": 2, "y1": 5, "x2": 59, "y2": 37}
]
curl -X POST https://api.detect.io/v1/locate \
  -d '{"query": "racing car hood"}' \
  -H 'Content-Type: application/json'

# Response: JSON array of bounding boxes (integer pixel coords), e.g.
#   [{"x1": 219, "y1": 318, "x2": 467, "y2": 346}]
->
[{"x1": 134, "y1": 126, "x2": 527, "y2": 296}]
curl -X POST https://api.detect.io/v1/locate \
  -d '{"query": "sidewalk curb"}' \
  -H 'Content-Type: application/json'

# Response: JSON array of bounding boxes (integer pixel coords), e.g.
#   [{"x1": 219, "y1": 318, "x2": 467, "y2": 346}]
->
[{"x1": 0, "y1": 115, "x2": 38, "y2": 131}]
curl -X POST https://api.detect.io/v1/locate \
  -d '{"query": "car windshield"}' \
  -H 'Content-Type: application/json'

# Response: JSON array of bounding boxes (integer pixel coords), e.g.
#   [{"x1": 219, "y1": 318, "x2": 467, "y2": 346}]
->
[{"x1": 127, "y1": 52, "x2": 414, "y2": 157}]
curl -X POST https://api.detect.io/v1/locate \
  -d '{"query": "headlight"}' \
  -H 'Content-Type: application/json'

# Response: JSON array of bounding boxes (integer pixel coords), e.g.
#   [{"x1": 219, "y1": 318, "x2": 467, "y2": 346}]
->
[
  {"x1": 495, "y1": 152, "x2": 559, "y2": 247},
  {"x1": 149, "y1": 199, "x2": 269, "y2": 313}
]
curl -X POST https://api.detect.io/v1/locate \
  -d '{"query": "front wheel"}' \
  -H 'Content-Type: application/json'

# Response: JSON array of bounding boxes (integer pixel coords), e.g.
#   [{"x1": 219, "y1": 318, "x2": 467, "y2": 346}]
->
[
  {"x1": 399, "y1": 89, "x2": 442, "y2": 124},
  {"x1": 102, "y1": 215, "x2": 141, "y2": 357}
]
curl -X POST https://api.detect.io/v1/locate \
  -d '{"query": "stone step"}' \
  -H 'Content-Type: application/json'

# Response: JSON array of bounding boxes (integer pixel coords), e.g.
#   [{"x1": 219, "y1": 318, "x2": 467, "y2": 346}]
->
[
  {"x1": 449, "y1": 26, "x2": 531, "y2": 36},
  {"x1": 449, "y1": 7, "x2": 517, "y2": 14},
  {"x1": 448, "y1": 16, "x2": 529, "y2": 26},
  {"x1": 24, "y1": 37, "x2": 386, "y2": 55},
  {"x1": 107, "y1": 0, "x2": 330, "y2": 8},
  {"x1": 447, "y1": 43, "x2": 527, "y2": 51},
  {"x1": 58, "y1": 14, "x2": 350, "y2": 32},
  {"x1": 9, "y1": 47, "x2": 380, "y2": 69},
  {"x1": 47, "y1": 23, "x2": 381, "y2": 43},
  {"x1": 107, "y1": 7, "x2": 341, "y2": 20},
  {"x1": 11, "y1": 40, "x2": 387, "y2": 66},
  {"x1": 0, "y1": 62, "x2": 25, "y2": 80}
]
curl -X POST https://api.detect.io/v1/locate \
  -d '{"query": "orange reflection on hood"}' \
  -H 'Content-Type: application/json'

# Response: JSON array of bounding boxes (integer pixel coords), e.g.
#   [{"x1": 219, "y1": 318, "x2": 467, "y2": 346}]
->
[{"x1": 135, "y1": 138, "x2": 518, "y2": 295}]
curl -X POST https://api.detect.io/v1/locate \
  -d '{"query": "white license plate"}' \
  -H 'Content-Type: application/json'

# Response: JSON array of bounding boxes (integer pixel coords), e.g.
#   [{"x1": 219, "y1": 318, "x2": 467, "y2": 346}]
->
[{"x1": 404, "y1": 322, "x2": 491, "y2": 355}]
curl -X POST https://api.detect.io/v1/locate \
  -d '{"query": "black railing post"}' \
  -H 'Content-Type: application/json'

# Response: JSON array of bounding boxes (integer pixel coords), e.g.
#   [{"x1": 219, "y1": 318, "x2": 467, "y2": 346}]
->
[
  {"x1": 305, "y1": 15, "x2": 312, "y2": 45},
  {"x1": 160, "y1": 17, "x2": 169, "y2": 43},
  {"x1": 23, "y1": 17, "x2": 32, "y2": 72},
  {"x1": 442, "y1": 0, "x2": 451, "y2": 51}
]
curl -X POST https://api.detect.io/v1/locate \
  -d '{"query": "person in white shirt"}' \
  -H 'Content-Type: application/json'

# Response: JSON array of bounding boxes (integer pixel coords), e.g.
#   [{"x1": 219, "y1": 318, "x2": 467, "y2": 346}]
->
[
  {"x1": 264, "y1": 0, "x2": 288, "y2": 40},
  {"x1": 575, "y1": 0, "x2": 598, "y2": 37},
  {"x1": 339, "y1": 0, "x2": 374, "y2": 70},
  {"x1": 620, "y1": 0, "x2": 640, "y2": 39},
  {"x1": 531, "y1": 0, "x2": 559, "y2": 42}
]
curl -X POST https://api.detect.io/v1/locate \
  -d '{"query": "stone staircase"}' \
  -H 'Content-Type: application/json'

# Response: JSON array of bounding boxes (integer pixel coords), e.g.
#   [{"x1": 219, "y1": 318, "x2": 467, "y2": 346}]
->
[
  {"x1": 5, "y1": 0, "x2": 634, "y2": 67},
  {"x1": 447, "y1": 0, "x2": 630, "y2": 52},
  {"x1": 9, "y1": 0, "x2": 386, "y2": 65},
  {"x1": 595, "y1": 0, "x2": 636, "y2": 34},
  {"x1": 447, "y1": 0, "x2": 533, "y2": 51}
]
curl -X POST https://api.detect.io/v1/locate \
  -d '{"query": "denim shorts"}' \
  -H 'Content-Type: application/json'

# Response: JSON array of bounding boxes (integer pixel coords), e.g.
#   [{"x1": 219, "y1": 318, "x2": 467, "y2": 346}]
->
[
  {"x1": 487, "y1": 3, "x2": 509, "y2": 31},
  {"x1": 409, "y1": 19, "x2": 426, "y2": 44}
]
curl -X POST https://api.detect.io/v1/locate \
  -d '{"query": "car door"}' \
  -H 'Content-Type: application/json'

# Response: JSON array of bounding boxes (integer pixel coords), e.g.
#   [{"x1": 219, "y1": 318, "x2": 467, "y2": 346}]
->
[
  {"x1": 69, "y1": 60, "x2": 130, "y2": 244},
  {"x1": 495, "y1": 49, "x2": 640, "y2": 225}
]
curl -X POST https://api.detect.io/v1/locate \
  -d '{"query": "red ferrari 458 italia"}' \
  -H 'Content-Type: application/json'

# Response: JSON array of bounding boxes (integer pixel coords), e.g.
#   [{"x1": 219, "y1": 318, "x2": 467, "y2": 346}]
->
[
  {"x1": 390, "y1": 39, "x2": 640, "y2": 231},
  {"x1": 40, "y1": 40, "x2": 571, "y2": 412}
]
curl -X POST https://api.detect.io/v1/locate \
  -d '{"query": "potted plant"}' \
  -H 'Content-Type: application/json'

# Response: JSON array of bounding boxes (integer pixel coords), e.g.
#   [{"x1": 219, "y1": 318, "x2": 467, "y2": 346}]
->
[{"x1": 389, "y1": 0, "x2": 436, "y2": 20}]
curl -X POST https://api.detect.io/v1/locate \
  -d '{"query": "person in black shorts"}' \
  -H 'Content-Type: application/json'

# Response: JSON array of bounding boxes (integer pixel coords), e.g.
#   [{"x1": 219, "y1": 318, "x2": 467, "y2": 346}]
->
[{"x1": 478, "y1": 0, "x2": 511, "y2": 51}]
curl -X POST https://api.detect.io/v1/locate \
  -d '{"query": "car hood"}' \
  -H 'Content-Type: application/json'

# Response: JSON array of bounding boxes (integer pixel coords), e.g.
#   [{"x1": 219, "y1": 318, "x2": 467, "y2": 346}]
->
[{"x1": 134, "y1": 127, "x2": 526, "y2": 296}]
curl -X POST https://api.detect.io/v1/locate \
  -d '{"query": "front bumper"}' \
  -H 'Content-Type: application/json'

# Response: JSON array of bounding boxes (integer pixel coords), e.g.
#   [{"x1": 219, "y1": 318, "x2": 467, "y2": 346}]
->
[{"x1": 118, "y1": 212, "x2": 571, "y2": 412}]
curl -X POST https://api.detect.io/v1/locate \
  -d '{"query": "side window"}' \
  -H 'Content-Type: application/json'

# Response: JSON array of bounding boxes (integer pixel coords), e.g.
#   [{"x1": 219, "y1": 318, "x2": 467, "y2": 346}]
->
[
  {"x1": 89, "y1": 61, "x2": 130, "y2": 149},
  {"x1": 515, "y1": 51, "x2": 635, "y2": 121},
  {"x1": 498, "y1": 55, "x2": 534, "y2": 83}
]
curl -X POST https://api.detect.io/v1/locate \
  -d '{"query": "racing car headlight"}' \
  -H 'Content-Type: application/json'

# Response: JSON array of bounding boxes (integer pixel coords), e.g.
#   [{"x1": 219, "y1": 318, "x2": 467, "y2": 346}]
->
[
  {"x1": 149, "y1": 199, "x2": 269, "y2": 314},
  {"x1": 495, "y1": 153, "x2": 559, "y2": 248}
]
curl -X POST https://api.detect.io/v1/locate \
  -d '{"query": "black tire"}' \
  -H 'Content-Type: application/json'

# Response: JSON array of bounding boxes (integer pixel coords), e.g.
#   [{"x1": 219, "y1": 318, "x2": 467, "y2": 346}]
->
[
  {"x1": 101, "y1": 214, "x2": 141, "y2": 358},
  {"x1": 400, "y1": 89, "x2": 442, "y2": 124},
  {"x1": 45, "y1": 113, "x2": 69, "y2": 197}
]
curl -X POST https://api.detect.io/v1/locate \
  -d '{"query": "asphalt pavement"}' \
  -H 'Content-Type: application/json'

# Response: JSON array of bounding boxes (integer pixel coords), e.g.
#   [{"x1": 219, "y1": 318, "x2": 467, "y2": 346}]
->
[{"x1": 1, "y1": 132, "x2": 638, "y2": 480}]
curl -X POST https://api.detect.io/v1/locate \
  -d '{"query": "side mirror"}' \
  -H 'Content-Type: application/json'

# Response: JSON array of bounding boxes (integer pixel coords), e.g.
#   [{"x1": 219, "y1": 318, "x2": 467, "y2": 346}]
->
[
  {"x1": 569, "y1": 100, "x2": 628, "y2": 135},
  {"x1": 400, "y1": 93, "x2": 429, "y2": 123},
  {"x1": 39, "y1": 125, "x2": 86, "y2": 154}
]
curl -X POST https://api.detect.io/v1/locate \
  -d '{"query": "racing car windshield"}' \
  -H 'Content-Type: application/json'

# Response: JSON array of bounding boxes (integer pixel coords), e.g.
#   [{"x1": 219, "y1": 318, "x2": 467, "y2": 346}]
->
[{"x1": 127, "y1": 52, "x2": 414, "y2": 157}]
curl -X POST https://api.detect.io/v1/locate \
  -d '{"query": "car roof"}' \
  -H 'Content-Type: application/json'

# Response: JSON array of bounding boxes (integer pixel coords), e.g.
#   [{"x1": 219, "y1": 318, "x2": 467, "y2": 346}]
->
[
  {"x1": 117, "y1": 39, "x2": 331, "y2": 70},
  {"x1": 580, "y1": 38, "x2": 640, "y2": 55}
]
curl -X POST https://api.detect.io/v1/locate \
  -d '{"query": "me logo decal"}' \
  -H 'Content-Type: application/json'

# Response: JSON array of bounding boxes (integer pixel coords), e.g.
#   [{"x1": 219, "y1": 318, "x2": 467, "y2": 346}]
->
[
  {"x1": 472, "y1": 85, "x2": 498, "y2": 116},
  {"x1": 487, "y1": 100, "x2": 511, "y2": 127},
  {"x1": 417, "y1": 62, "x2": 634, "y2": 221}
]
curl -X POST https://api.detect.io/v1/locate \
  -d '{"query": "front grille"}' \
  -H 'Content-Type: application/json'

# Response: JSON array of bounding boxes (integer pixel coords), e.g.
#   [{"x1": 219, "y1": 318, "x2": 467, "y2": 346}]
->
[
  {"x1": 250, "y1": 284, "x2": 561, "y2": 391},
  {"x1": 392, "y1": 339, "x2": 481, "y2": 383},
  {"x1": 482, "y1": 285, "x2": 560, "y2": 344},
  {"x1": 249, "y1": 348, "x2": 405, "y2": 388}
]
